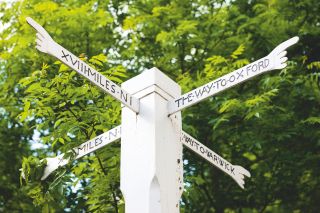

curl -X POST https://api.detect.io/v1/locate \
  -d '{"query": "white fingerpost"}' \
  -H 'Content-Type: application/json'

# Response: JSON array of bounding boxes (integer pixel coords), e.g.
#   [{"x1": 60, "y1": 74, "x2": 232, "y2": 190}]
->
[
  {"x1": 121, "y1": 67, "x2": 183, "y2": 213},
  {"x1": 25, "y1": 17, "x2": 299, "y2": 211}
]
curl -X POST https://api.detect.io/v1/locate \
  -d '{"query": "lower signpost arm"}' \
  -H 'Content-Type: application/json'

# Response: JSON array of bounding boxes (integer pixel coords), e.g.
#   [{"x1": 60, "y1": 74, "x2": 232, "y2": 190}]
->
[
  {"x1": 41, "y1": 125, "x2": 121, "y2": 180},
  {"x1": 181, "y1": 131, "x2": 251, "y2": 189},
  {"x1": 27, "y1": 126, "x2": 250, "y2": 189}
]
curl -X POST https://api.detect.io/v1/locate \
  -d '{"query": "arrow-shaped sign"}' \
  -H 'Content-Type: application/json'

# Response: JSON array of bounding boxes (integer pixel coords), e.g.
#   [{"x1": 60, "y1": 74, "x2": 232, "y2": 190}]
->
[
  {"x1": 181, "y1": 131, "x2": 251, "y2": 189},
  {"x1": 41, "y1": 125, "x2": 121, "y2": 180},
  {"x1": 39, "y1": 125, "x2": 249, "y2": 188},
  {"x1": 168, "y1": 37, "x2": 299, "y2": 114},
  {"x1": 26, "y1": 17, "x2": 139, "y2": 113}
]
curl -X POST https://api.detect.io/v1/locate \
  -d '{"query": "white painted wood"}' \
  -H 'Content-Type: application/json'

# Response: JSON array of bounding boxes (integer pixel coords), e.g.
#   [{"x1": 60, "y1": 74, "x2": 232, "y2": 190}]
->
[
  {"x1": 41, "y1": 126, "x2": 121, "y2": 180},
  {"x1": 121, "y1": 67, "x2": 183, "y2": 213},
  {"x1": 168, "y1": 37, "x2": 299, "y2": 114},
  {"x1": 181, "y1": 131, "x2": 251, "y2": 189},
  {"x1": 26, "y1": 17, "x2": 139, "y2": 113}
]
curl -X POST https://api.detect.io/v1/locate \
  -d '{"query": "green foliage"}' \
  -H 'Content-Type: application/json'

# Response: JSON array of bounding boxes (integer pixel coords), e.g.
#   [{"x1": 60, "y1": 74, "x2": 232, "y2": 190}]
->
[
  {"x1": 15, "y1": 155, "x2": 72, "y2": 212},
  {"x1": 20, "y1": 155, "x2": 71, "y2": 212},
  {"x1": 21, "y1": 156, "x2": 47, "y2": 184},
  {"x1": 17, "y1": 50, "x2": 125, "y2": 211},
  {"x1": 20, "y1": 156, "x2": 51, "y2": 207}
]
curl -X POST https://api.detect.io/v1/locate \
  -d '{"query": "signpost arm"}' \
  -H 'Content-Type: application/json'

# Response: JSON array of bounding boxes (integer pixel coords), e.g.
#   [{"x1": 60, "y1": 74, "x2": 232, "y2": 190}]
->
[
  {"x1": 181, "y1": 131, "x2": 250, "y2": 189},
  {"x1": 40, "y1": 126, "x2": 121, "y2": 180},
  {"x1": 168, "y1": 37, "x2": 299, "y2": 114},
  {"x1": 26, "y1": 17, "x2": 139, "y2": 113}
]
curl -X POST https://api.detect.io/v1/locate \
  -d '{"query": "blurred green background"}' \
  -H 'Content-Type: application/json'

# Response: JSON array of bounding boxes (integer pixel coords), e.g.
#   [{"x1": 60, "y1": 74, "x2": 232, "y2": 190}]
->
[{"x1": 0, "y1": 0, "x2": 319, "y2": 212}]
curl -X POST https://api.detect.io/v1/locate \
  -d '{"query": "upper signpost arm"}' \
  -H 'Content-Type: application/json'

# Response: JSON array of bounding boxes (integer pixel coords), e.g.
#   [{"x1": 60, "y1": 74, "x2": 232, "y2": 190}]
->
[
  {"x1": 168, "y1": 37, "x2": 299, "y2": 114},
  {"x1": 26, "y1": 17, "x2": 139, "y2": 113}
]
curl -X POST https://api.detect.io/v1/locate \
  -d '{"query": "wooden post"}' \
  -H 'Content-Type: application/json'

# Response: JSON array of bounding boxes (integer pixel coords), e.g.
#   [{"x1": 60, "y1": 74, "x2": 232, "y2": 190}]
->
[{"x1": 121, "y1": 67, "x2": 183, "y2": 213}]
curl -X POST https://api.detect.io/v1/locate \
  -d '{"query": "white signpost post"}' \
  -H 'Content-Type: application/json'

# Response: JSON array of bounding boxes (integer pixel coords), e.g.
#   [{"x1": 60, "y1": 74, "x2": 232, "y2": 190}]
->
[{"x1": 25, "y1": 17, "x2": 299, "y2": 213}]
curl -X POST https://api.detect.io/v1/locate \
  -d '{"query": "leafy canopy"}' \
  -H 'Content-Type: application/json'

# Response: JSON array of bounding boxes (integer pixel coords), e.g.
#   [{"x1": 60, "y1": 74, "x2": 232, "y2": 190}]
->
[{"x1": 0, "y1": 0, "x2": 319, "y2": 212}]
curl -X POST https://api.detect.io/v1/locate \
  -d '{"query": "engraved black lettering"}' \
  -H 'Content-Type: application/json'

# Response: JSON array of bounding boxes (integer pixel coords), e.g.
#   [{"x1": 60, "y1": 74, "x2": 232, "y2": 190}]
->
[
  {"x1": 95, "y1": 136, "x2": 103, "y2": 146},
  {"x1": 236, "y1": 70, "x2": 244, "y2": 79},
  {"x1": 189, "y1": 138, "x2": 192, "y2": 144},
  {"x1": 221, "y1": 79, "x2": 227, "y2": 86},
  {"x1": 98, "y1": 74, "x2": 104, "y2": 87},
  {"x1": 213, "y1": 155, "x2": 218, "y2": 163},
  {"x1": 200, "y1": 146, "x2": 205, "y2": 154},
  {"x1": 258, "y1": 61, "x2": 264, "y2": 70},
  {"x1": 252, "y1": 64, "x2": 257, "y2": 72},
  {"x1": 187, "y1": 93, "x2": 193, "y2": 103},
  {"x1": 111, "y1": 85, "x2": 116, "y2": 93},
  {"x1": 61, "y1": 50, "x2": 69, "y2": 61},
  {"x1": 194, "y1": 141, "x2": 199, "y2": 150},
  {"x1": 70, "y1": 55, "x2": 78, "y2": 66},
  {"x1": 109, "y1": 129, "x2": 118, "y2": 139},
  {"x1": 76, "y1": 144, "x2": 87, "y2": 155},
  {"x1": 182, "y1": 96, "x2": 188, "y2": 106},
  {"x1": 58, "y1": 156, "x2": 64, "y2": 164},
  {"x1": 186, "y1": 137, "x2": 192, "y2": 145},
  {"x1": 105, "y1": 79, "x2": 110, "y2": 90},
  {"x1": 84, "y1": 66, "x2": 96, "y2": 80},
  {"x1": 225, "y1": 163, "x2": 229, "y2": 171},
  {"x1": 219, "y1": 158, "x2": 224, "y2": 167},
  {"x1": 194, "y1": 88, "x2": 204, "y2": 98},
  {"x1": 184, "y1": 136, "x2": 188, "y2": 143},
  {"x1": 246, "y1": 65, "x2": 251, "y2": 75},
  {"x1": 264, "y1": 58, "x2": 269, "y2": 68},
  {"x1": 202, "y1": 84, "x2": 212, "y2": 95},
  {"x1": 175, "y1": 98, "x2": 183, "y2": 107},
  {"x1": 202, "y1": 86, "x2": 208, "y2": 95},
  {"x1": 208, "y1": 82, "x2": 214, "y2": 90},
  {"x1": 214, "y1": 79, "x2": 221, "y2": 89},
  {"x1": 121, "y1": 90, "x2": 128, "y2": 102},
  {"x1": 229, "y1": 74, "x2": 235, "y2": 82},
  {"x1": 89, "y1": 141, "x2": 95, "y2": 149},
  {"x1": 231, "y1": 166, "x2": 235, "y2": 175}
]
